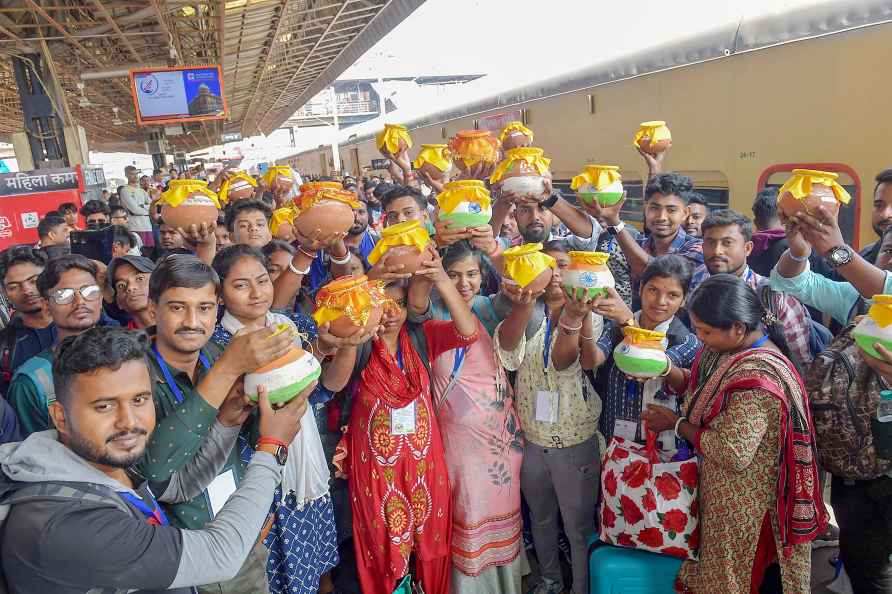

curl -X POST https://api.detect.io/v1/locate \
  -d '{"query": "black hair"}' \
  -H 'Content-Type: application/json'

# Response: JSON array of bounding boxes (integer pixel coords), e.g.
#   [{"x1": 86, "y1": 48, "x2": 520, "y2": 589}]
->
[
  {"x1": 439, "y1": 239, "x2": 499, "y2": 296},
  {"x1": 372, "y1": 182, "x2": 394, "y2": 200},
  {"x1": 381, "y1": 185, "x2": 426, "y2": 212},
  {"x1": 683, "y1": 191, "x2": 708, "y2": 208},
  {"x1": 687, "y1": 274, "x2": 797, "y2": 368},
  {"x1": 216, "y1": 211, "x2": 226, "y2": 226},
  {"x1": 80, "y1": 199, "x2": 110, "y2": 218},
  {"x1": 148, "y1": 253, "x2": 220, "y2": 301},
  {"x1": 224, "y1": 199, "x2": 273, "y2": 232},
  {"x1": 0, "y1": 245, "x2": 48, "y2": 284},
  {"x1": 262, "y1": 239, "x2": 295, "y2": 257},
  {"x1": 542, "y1": 239, "x2": 571, "y2": 255},
  {"x1": 700, "y1": 209, "x2": 753, "y2": 242},
  {"x1": 37, "y1": 214, "x2": 67, "y2": 239},
  {"x1": 751, "y1": 188, "x2": 779, "y2": 228},
  {"x1": 53, "y1": 326, "x2": 150, "y2": 409},
  {"x1": 36, "y1": 254, "x2": 98, "y2": 298},
  {"x1": 111, "y1": 225, "x2": 134, "y2": 249},
  {"x1": 644, "y1": 172, "x2": 694, "y2": 201},
  {"x1": 44, "y1": 210, "x2": 61, "y2": 218},
  {"x1": 109, "y1": 204, "x2": 128, "y2": 217},
  {"x1": 875, "y1": 168, "x2": 892, "y2": 199},
  {"x1": 212, "y1": 243, "x2": 268, "y2": 281},
  {"x1": 639, "y1": 254, "x2": 693, "y2": 295},
  {"x1": 58, "y1": 202, "x2": 78, "y2": 215},
  {"x1": 153, "y1": 168, "x2": 162, "y2": 176}
]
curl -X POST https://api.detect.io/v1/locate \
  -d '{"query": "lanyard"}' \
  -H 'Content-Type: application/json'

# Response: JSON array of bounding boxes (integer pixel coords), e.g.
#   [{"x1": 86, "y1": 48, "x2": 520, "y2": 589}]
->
[
  {"x1": 751, "y1": 334, "x2": 770, "y2": 349},
  {"x1": 396, "y1": 346, "x2": 404, "y2": 371},
  {"x1": 119, "y1": 488, "x2": 169, "y2": 526},
  {"x1": 543, "y1": 317, "x2": 553, "y2": 370},
  {"x1": 152, "y1": 346, "x2": 210, "y2": 404}
]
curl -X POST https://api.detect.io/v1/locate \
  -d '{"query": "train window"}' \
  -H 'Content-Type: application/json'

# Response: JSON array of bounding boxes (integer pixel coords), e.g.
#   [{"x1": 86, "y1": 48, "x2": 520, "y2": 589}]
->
[{"x1": 759, "y1": 163, "x2": 861, "y2": 248}]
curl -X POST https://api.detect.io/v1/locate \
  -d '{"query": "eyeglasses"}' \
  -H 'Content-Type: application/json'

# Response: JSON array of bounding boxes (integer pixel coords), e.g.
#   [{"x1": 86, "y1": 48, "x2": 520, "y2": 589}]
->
[{"x1": 50, "y1": 284, "x2": 102, "y2": 305}]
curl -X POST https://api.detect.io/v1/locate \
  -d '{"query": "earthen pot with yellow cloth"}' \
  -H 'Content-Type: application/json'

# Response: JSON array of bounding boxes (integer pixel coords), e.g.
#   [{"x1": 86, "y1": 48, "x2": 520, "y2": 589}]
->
[
  {"x1": 367, "y1": 220, "x2": 433, "y2": 274},
  {"x1": 412, "y1": 144, "x2": 452, "y2": 180},
  {"x1": 571, "y1": 165, "x2": 623, "y2": 207},
  {"x1": 263, "y1": 165, "x2": 296, "y2": 195},
  {"x1": 501, "y1": 242, "x2": 556, "y2": 293},
  {"x1": 158, "y1": 179, "x2": 221, "y2": 230},
  {"x1": 490, "y1": 147, "x2": 552, "y2": 200},
  {"x1": 448, "y1": 130, "x2": 500, "y2": 173},
  {"x1": 376, "y1": 123, "x2": 412, "y2": 159},
  {"x1": 613, "y1": 326, "x2": 669, "y2": 379},
  {"x1": 270, "y1": 206, "x2": 298, "y2": 240},
  {"x1": 562, "y1": 251, "x2": 615, "y2": 299},
  {"x1": 218, "y1": 171, "x2": 258, "y2": 204},
  {"x1": 313, "y1": 275, "x2": 387, "y2": 338},
  {"x1": 776, "y1": 169, "x2": 851, "y2": 219},
  {"x1": 436, "y1": 180, "x2": 492, "y2": 229},
  {"x1": 499, "y1": 121, "x2": 534, "y2": 151},
  {"x1": 633, "y1": 121, "x2": 672, "y2": 156},
  {"x1": 293, "y1": 187, "x2": 360, "y2": 238},
  {"x1": 244, "y1": 324, "x2": 321, "y2": 404}
]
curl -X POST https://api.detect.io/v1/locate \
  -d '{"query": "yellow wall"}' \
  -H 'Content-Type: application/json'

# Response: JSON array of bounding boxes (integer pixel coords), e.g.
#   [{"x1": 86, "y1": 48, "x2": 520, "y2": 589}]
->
[{"x1": 296, "y1": 23, "x2": 892, "y2": 248}]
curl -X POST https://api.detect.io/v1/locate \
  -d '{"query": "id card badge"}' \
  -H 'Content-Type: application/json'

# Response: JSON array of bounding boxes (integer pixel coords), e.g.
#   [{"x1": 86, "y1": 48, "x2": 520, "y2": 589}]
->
[
  {"x1": 391, "y1": 401, "x2": 417, "y2": 435},
  {"x1": 535, "y1": 390, "x2": 559, "y2": 424},
  {"x1": 206, "y1": 469, "x2": 237, "y2": 517},
  {"x1": 613, "y1": 419, "x2": 638, "y2": 441}
]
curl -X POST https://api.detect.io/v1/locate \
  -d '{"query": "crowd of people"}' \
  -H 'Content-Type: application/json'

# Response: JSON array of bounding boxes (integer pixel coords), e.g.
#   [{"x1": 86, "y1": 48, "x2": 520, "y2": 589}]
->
[{"x1": 0, "y1": 136, "x2": 890, "y2": 594}]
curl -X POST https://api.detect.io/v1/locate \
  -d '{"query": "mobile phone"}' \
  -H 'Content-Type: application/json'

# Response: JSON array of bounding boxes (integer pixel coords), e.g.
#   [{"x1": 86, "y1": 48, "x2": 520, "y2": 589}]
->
[{"x1": 70, "y1": 225, "x2": 114, "y2": 264}]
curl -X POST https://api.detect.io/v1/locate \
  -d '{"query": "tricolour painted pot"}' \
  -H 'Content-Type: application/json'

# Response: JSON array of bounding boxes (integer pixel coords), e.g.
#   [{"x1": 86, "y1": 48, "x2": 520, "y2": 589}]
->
[
  {"x1": 448, "y1": 130, "x2": 500, "y2": 172},
  {"x1": 854, "y1": 295, "x2": 892, "y2": 359},
  {"x1": 293, "y1": 188, "x2": 359, "y2": 239},
  {"x1": 158, "y1": 179, "x2": 221, "y2": 229},
  {"x1": 571, "y1": 165, "x2": 623, "y2": 206},
  {"x1": 562, "y1": 251, "x2": 615, "y2": 299},
  {"x1": 313, "y1": 275, "x2": 387, "y2": 338},
  {"x1": 490, "y1": 147, "x2": 552, "y2": 200},
  {"x1": 501, "y1": 242, "x2": 556, "y2": 293},
  {"x1": 613, "y1": 326, "x2": 669, "y2": 379},
  {"x1": 245, "y1": 344, "x2": 321, "y2": 404},
  {"x1": 436, "y1": 180, "x2": 492, "y2": 229},
  {"x1": 776, "y1": 169, "x2": 851, "y2": 220},
  {"x1": 367, "y1": 220, "x2": 433, "y2": 274},
  {"x1": 633, "y1": 121, "x2": 672, "y2": 156}
]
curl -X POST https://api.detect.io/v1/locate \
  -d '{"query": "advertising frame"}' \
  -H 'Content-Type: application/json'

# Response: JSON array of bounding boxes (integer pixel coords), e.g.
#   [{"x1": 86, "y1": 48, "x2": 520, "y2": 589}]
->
[{"x1": 129, "y1": 65, "x2": 229, "y2": 126}]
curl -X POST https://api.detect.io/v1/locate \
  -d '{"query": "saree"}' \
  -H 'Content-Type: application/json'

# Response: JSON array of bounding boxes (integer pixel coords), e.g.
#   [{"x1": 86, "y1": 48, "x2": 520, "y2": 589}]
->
[{"x1": 675, "y1": 347, "x2": 826, "y2": 594}]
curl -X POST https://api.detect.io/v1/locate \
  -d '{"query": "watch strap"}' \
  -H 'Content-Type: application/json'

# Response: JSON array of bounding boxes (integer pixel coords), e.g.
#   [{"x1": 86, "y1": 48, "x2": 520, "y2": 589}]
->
[
  {"x1": 541, "y1": 193, "x2": 559, "y2": 209},
  {"x1": 257, "y1": 436, "x2": 289, "y2": 448},
  {"x1": 608, "y1": 220, "x2": 626, "y2": 236}
]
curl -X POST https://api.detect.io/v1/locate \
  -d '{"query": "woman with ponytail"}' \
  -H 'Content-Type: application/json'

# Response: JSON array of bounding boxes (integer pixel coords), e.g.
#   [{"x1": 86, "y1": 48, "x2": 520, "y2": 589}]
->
[{"x1": 642, "y1": 274, "x2": 826, "y2": 594}]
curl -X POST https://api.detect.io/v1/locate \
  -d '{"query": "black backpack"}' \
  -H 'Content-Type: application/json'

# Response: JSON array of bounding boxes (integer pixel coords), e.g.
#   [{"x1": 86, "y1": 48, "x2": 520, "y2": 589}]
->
[{"x1": 758, "y1": 283, "x2": 833, "y2": 366}]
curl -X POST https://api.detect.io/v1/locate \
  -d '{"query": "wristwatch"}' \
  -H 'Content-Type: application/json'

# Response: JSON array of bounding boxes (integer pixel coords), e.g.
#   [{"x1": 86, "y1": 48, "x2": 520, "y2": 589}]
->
[
  {"x1": 824, "y1": 245, "x2": 854, "y2": 269},
  {"x1": 607, "y1": 220, "x2": 626, "y2": 236},
  {"x1": 541, "y1": 193, "x2": 559, "y2": 209},
  {"x1": 256, "y1": 438, "x2": 289, "y2": 465}
]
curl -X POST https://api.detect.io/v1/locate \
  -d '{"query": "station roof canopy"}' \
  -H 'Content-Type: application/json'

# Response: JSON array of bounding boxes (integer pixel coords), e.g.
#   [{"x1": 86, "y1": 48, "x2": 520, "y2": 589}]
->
[{"x1": 0, "y1": 0, "x2": 424, "y2": 153}]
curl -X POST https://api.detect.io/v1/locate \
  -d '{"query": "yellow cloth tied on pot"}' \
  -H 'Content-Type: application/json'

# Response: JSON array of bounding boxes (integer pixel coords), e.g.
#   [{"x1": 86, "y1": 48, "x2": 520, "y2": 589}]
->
[
  {"x1": 376, "y1": 124, "x2": 412, "y2": 155},
  {"x1": 218, "y1": 171, "x2": 257, "y2": 204},
  {"x1": 621, "y1": 325, "x2": 667, "y2": 350},
  {"x1": 633, "y1": 121, "x2": 672, "y2": 149},
  {"x1": 295, "y1": 187, "x2": 361, "y2": 214},
  {"x1": 412, "y1": 144, "x2": 452, "y2": 173},
  {"x1": 867, "y1": 295, "x2": 892, "y2": 328},
  {"x1": 262, "y1": 165, "x2": 294, "y2": 189},
  {"x1": 498, "y1": 121, "x2": 534, "y2": 143},
  {"x1": 490, "y1": 147, "x2": 552, "y2": 184},
  {"x1": 776, "y1": 169, "x2": 852, "y2": 206},
  {"x1": 367, "y1": 220, "x2": 431, "y2": 266},
  {"x1": 436, "y1": 180, "x2": 491, "y2": 214},
  {"x1": 158, "y1": 179, "x2": 221, "y2": 209},
  {"x1": 568, "y1": 251, "x2": 610, "y2": 266},
  {"x1": 313, "y1": 275, "x2": 386, "y2": 328},
  {"x1": 571, "y1": 165, "x2": 622, "y2": 191},
  {"x1": 270, "y1": 206, "x2": 297, "y2": 236},
  {"x1": 448, "y1": 131, "x2": 500, "y2": 167},
  {"x1": 502, "y1": 243, "x2": 556, "y2": 288}
]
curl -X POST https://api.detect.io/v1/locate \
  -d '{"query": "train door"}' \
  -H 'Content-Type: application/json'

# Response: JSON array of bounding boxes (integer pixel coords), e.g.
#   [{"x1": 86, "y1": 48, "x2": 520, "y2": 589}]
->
[{"x1": 759, "y1": 163, "x2": 861, "y2": 249}]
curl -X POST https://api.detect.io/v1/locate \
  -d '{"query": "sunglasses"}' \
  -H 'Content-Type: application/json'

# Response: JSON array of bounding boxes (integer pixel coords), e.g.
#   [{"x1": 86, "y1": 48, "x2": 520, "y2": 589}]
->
[{"x1": 50, "y1": 284, "x2": 102, "y2": 305}]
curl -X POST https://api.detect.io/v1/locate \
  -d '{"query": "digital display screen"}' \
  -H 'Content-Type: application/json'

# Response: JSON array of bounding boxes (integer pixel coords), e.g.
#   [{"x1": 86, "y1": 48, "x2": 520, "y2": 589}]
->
[{"x1": 130, "y1": 65, "x2": 228, "y2": 126}]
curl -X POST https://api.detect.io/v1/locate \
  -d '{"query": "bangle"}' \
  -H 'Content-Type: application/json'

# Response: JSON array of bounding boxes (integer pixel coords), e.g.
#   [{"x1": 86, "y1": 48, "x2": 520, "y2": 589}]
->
[
  {"x1": 329, "y1": 250, "x2": 352, "y2": 265},
  {"x1": 660, "y1": 357, "x2": 673, "y2": 377},
  {"x1": 257, "y1": 436, "x2": 288, "y2": 448},
  {"x1": 673, "y1": 416, "x2": 687, "y2": 439},
  {"x1": 297, "y1": 247, "x2": 316, "y2": 260},
  {"x1": 314, "y1": 341, "x2": 336, "y2": 358},
  {"x1": 559, "y1": 320, "x2": 583, "y2": 333},
  {"x1": 485, "y1": 243, "x2": 500, "y2": 257},
  {"x1": 580, "y1": 332, "x2": 595, "y2": 341},
  {"x1": 786, "y1": 248, "x2": 810, "y2": 263},
  {"x1": 288, "y1": 258, "x2": 310, "y2": 276}
]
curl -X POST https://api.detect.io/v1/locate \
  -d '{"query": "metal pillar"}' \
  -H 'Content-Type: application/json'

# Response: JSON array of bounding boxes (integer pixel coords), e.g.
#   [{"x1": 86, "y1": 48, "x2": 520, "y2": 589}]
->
[
  {"x1": 11, "y1": 54, "x2": 68, "y2": 168},
  {"x1": 328, "y1": 86, "x2": 341, "y2": 174}
]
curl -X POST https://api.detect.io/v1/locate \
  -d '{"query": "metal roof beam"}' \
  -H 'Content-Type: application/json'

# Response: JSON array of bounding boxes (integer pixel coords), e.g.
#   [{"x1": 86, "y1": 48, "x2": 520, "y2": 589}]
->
[{"x1": 86, "y1": 0, "x2": 144, "y2": 63}]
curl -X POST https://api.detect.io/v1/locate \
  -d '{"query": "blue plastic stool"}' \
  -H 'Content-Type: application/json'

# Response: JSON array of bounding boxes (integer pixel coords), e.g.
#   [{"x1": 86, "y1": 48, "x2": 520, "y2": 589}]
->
[{"x1": 588, "y1": 536, "x2": 682, "y2": 594}]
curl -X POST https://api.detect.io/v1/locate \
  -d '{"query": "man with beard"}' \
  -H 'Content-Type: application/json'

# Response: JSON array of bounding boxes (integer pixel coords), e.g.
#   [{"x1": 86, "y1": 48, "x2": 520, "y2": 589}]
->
[
  {"x1": 6, "y1": 255, "x2": 107, "y2": 435},
  {"x1": 858, "y1": 168, "x2": 892, "y2": 266},
  {"x1": 0, "y1": 326, "x2": 311, "y2": 594},
  {"x1": 109, "y1": 255, "x2": 156, "y2": 329},
  {"x1": 339, "y1": 197, "x2": 379, "y2": 269},
  {"x1": 226, "y1": 199, "x2": 273, "y2": 249},
  {"x1": 690, "y1": 209, "x2": 815, "y2": 369},
  {"x1": 142, "y1": 221, "x2": 187, "y2": 261},
  {"x1": 36, "y1": 213, "x2": 71, "y2": 255},
  {"x1": 140, "y1": 254, "x2": 296, "y2": 594}
]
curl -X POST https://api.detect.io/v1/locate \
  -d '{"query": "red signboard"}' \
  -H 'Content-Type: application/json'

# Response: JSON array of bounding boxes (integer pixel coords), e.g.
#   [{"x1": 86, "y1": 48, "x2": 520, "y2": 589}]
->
[
  {"x1": 0, "y1": 188, "x2": 83, "y2": 250},
  {"x1": 477, "y1": 110, "x2": 524, "y2": 134}
]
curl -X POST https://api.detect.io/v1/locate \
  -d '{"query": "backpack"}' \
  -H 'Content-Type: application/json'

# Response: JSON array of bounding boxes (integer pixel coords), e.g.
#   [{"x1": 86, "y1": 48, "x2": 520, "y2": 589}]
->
[
  {"x1": 0, "y1": 327, "x2": 17, "y2": 395},
  {"x1": 758, "y1": 283, "x2": 832, "y2": 364},
  {"x1": 805, "y1": 324, "x2": 892, "y2": 479}
]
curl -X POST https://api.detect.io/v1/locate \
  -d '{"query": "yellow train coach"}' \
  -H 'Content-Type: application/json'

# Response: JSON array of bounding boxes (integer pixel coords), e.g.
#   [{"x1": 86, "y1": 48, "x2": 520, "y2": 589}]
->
[{"x1": 281, "y1": 0, "x2": 892, "y2": 250}]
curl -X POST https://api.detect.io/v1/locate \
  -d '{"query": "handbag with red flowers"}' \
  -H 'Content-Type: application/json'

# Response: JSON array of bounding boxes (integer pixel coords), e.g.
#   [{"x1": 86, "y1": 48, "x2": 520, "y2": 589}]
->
[{"x1": 598, "y1": 431, "x2": 700, "y2": 560}]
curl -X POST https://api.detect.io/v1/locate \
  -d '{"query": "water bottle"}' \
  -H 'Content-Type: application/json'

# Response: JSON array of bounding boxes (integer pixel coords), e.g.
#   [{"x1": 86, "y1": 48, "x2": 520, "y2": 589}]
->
[{"x1": 877, "y1": 390, "x2": 892, "y2": 422}]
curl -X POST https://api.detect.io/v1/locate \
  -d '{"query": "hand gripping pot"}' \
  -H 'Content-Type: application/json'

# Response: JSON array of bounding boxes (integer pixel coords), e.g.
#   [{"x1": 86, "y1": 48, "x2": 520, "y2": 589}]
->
[
  {"x1": 376, "y1": 123, "x2": 412, "y2": 158},
  {"x1": 499, "y1": 121, "x2": 534, "y2": 151},
  {"x1": 613, "y1": 326, "x2": 669, "y2": 379},
  {"x1": 436, "y1": 180, "x2": 492, "y2": 229},
  {"x1": 293, "y1": 187, "x2": 361, "y2": 238},
  {"x1": 490, "y1": 147, "x2": 552, "y2": 200},
  {"x1": 244, "y1": 324, "x2": 321, "y2": 404},
  {"x1": 571, "y1": 165, "x2": 623, "y2": 206},
  {"x1": 412, "y1": 144, "x2": 452, "y2": 180},
  {"x1": 448, "y1": 130, "x2": 500, "y2": 172},
  {"x1": 854, "y1": 295, "x2": 892, "y2": 359},
  {"x1": 218, "y1": 171, "x2": 257, "y2": 204},
  {"x1": 262, "y1": 165, "x2": 296, "y2": 195},
  {"x1": 563, "y1": 251, "x2": 615, "y2": 299},
  {"x1": 367, "y1": 220, "x2": 433, "y2": 274},
  {"x1": 501, "y1": 242, "x2": 556, "y2": 293},
  {"x1": 270, "y1": 206, "x2": 298, "y2": 240},
  {"x1": 158, "y1": 179, "x2": 222, "y2": 230},
  {"x1": 313, "y1": 275, "x2": 387, "y2": 338},
  {"x1": 776, "y1": 169, "x2": 852, "y2": 219},
  {"x1": 633, "y1": 121, "x2": 672, "y2": 156}
]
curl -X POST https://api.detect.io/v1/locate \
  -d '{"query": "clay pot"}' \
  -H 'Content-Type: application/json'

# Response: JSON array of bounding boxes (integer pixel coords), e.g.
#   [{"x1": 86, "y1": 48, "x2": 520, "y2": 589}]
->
[
  {"x1": 383, "y1": 244, "x2": 432, "y2": 275},
  {"x1": 778, "y1": 183, "x2": 840, "y2": 219},
  {"x1": 449, "y1": 130, "x2": 500, "y2": 172},
  {"x1": 502, "y1": 130, "x2": 533, "y2": 151},
  {"x1": 274, "y1": 221, "x2": 295, "y2": 241},
  {"x1": 270, "y1": 173, "x2": 294, "y2": 194},
  {"x1": 329, "y1": 303, "x2": 383, "y2": 338},
  {"x1": 314, "y1": 276, "x2": 387, "y2": 338},
  {"x1": 227, "y1": 178, "x2": 256, "y2": 202},
  {"x1": 161, "y1": 192, "x2": 219, "y2": 229},
  {"x1": 523, "y1": 268, "x2": 554, "y2": 293},
  {"x1": 420, "y1": 161, "x2": 447, "y2": 180},
  {"x1": 294, "y1": 198, "x2": 354, "y2": 238},
  {"x1": 244, "y1": 345, "x2": 321, "y2": 404},
  {"x1": 635, "y1": 121, "x2": 672, "y2": 156},
  {"x1": 562, "y1": 252, "x2": 615, "y2": 299}
]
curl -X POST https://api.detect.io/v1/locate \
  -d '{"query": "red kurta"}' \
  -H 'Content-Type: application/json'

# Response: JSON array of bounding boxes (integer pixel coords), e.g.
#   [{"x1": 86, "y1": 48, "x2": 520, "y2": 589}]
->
[{"x1": 343, "y1": 321, "x2": 477, "y2": 594}]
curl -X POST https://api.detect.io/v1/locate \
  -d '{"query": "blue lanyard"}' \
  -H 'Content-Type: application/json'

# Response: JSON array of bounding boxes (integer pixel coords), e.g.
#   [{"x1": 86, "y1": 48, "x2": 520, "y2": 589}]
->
[
  {"x1": 152, "y1": 346, "x2": 210, "y2": 404},
  {"x1": 750, "y1": 334, "x2": 770, "y2": 349},
  {"x1": 543, "y1": 317, "x2": 553, "y2": 370},
  {"x1": 450, "y1": 347, "x2": 467, "y2": 382},
  {"x1": 396, "y1": 346, "x2": 404, "y2": 371},
  {"x1": 119, "y1": 488, "x2": 169, "y2": 526}
]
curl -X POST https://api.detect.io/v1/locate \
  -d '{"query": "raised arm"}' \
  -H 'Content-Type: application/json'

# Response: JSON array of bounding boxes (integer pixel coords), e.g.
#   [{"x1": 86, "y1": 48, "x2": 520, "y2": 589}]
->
[
  {"x1": 496, "y1": 283, "x2": 540, "y2": 351},
  {"x1": 413, "y1": 250, "x2": 477, "y2": 337}
]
